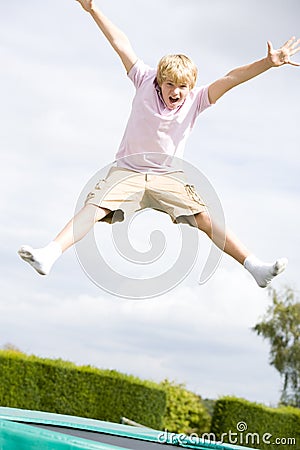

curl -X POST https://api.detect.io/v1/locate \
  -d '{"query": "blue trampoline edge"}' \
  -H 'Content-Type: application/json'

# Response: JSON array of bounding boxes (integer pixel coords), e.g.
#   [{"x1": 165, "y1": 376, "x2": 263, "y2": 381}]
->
[{"x1": 0, "y1": 407, "x2": 259, "y2": 450}]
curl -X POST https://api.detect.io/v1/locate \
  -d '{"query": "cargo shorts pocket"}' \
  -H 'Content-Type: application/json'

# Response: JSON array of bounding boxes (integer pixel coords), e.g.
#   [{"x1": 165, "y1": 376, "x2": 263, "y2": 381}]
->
[{"x1": 185, "y1": 184, "x2": 205, "y2": 205}]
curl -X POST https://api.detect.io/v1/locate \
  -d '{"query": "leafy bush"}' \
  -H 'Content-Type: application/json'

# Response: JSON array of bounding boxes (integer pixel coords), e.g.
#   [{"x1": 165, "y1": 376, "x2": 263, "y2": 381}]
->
[
  {"x1": 160, "y1": 380, "x2": 211, "y2": 435},
  {"x1": 0, "y1": 350, "x2": 166, "y2": 429}
]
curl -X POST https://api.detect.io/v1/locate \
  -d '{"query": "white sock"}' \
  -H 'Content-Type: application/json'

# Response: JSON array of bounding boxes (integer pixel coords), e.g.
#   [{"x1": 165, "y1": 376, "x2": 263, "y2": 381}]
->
[
  {"x1": 244, "y1": 254, "x2": 288, "y2": 288},
  {"x1": 18, "y1": 241, "x2": 62, "y2": 276}
]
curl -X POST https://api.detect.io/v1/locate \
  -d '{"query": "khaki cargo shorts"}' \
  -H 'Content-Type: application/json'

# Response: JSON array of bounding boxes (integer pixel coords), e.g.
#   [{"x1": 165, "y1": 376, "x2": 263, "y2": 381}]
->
[{"x1": 85, "y1": 166, "x2": 207, "y2": 226}]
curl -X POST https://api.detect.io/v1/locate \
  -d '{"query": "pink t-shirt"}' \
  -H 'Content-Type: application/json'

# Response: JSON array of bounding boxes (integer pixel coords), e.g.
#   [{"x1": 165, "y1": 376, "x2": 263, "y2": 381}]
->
[{"x1": 115, "y1": 59, "x2": 212, "y2": 173}]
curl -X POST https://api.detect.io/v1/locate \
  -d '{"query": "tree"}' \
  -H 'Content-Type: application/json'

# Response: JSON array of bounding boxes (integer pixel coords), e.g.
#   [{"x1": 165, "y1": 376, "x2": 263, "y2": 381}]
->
[
  {"x1": 253, "y1": 287, "x2": 300, "y2": 407},
  {"x1": 1, "y1": 343, "x2": 23, "y2": 353}
]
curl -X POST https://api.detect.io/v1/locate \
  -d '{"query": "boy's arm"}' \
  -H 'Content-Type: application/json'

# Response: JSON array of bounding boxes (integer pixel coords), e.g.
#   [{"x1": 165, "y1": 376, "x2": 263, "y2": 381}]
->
[
  {"x1": 208, "y1": 37, "x2": 300, "y2": 104},
  {"x1": 76, "y1": 0, "x2": 138, "y2": 73}
]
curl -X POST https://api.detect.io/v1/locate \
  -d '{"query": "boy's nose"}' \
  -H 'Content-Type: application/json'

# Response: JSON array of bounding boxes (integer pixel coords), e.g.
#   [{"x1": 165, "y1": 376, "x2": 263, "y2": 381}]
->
[{"x1": 173, "y1": 87, "x2": 180, "y2": 95}]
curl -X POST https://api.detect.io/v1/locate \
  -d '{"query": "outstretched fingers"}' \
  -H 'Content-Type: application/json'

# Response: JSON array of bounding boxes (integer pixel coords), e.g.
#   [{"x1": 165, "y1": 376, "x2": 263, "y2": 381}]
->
[
  {"x1": 289, "y1": 38, "x2": 300, "y2": 55},
  {"x1": 283, "y1": 36, "x2": 300, "y2": 66},
  {"x1": 282, "y1": 36, "x2": 296, "y2": 48},
  {"x1": 267, "y1": 40, "x2": 273, "y2": 52},
  {"x1": 288, "y1": 59, "x2": 300, "y2": 67}
]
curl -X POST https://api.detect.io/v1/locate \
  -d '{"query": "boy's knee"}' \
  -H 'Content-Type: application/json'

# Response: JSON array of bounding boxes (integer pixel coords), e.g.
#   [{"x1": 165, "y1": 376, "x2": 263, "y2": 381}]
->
[{"x1": 195, "y1": 212, "x2": 212, "y2": 232}]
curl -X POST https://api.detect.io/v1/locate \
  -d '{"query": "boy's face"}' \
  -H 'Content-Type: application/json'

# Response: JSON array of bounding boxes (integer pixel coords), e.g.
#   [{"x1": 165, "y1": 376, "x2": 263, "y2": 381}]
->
[{"x1": 161, "y1": 80, "x2": 190, "y2": 110}]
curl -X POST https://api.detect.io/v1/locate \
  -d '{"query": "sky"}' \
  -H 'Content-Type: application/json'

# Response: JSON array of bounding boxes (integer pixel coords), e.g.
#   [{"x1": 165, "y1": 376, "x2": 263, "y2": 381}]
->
[{"x1": 1, "y1": 0, "x2": 300, "y2": 412}]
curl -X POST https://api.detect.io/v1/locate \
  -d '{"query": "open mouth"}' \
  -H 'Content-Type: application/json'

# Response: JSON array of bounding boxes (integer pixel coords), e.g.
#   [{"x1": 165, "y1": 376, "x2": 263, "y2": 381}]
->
[{"x1": 169, "y1": 96, "x2": 180, "y2": 104}]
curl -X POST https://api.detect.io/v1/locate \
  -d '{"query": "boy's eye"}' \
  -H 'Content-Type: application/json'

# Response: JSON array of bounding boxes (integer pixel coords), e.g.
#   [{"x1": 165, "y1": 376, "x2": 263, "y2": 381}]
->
[{"x1": 165, "y1": 81, "x2": 189, "y2": 89}]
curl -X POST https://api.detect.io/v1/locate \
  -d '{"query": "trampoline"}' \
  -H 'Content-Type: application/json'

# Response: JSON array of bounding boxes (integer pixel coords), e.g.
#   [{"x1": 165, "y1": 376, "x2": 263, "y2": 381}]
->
[{"x1": 0, "y1": 407, "x2": 257, "y2": 450}]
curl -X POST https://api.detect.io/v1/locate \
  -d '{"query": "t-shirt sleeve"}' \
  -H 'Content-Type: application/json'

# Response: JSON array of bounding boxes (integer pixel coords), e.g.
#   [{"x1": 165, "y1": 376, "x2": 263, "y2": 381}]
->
[
  {"x1": 196, "y1": 85, "x2": 213, "y2": 115},
  {"x1": 127, "y1": 59, "x2": 155, "y2": 89}
]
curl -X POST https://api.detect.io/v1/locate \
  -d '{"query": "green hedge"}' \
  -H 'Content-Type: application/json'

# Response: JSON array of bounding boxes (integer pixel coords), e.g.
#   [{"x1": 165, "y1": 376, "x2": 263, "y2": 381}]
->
[
  {"x1": 0, "y1": 350, "x2": 166, "y2": 429},
  {"x1": 211, "y1": 396, "x2": 300, "y2": 450}
]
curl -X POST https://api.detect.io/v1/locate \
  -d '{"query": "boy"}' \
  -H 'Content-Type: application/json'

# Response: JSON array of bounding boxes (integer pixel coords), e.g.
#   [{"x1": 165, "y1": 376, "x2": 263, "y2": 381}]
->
[{"x1": 18, "y1": 0, "x2": 300, "y2": 288}]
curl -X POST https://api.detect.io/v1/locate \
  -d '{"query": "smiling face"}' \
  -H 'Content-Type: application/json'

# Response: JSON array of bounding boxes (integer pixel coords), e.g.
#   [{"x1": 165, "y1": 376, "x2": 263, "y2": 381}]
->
[{"x1": 161, "y1": 80, "x2": 190, "y2": 110}]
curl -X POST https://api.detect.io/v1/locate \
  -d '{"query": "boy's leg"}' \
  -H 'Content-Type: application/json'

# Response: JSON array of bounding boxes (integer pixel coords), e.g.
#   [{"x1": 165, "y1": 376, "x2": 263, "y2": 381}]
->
[
  {"x1": 194, "y1": 211, "x2": 249, "y2": 264},
  {"x1": 54, "y1": 204, "x2": 110, "y2": 252},
  {"x1": 18, "y1": 204, "x2": 110, "y2": 275},
  {"x1": 194, "y1": 211, "x2": 287, "y2": 288}
]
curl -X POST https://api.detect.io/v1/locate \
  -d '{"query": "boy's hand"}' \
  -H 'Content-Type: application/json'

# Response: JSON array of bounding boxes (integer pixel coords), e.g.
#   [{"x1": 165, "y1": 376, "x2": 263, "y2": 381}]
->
[
  {"x1": 76, "y1": 0, "x2": 94, "y2": 13},
  {"x1": 267, "y1": 37, "x2": 300, "y2": 67}
]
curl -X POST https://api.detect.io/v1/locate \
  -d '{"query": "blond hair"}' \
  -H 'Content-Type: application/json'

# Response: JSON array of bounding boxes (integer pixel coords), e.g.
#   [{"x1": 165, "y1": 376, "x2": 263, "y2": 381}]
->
[{"x1": 156, "y1": 54, "x2": 198, "y2": 89}]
